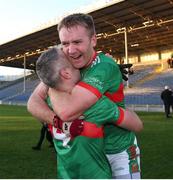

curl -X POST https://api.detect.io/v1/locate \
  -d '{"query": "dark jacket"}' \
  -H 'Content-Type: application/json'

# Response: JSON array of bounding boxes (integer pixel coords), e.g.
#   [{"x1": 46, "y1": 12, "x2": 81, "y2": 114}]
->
[{"x1": 161, "y1": 89, "x2": 172, "y2": 103}]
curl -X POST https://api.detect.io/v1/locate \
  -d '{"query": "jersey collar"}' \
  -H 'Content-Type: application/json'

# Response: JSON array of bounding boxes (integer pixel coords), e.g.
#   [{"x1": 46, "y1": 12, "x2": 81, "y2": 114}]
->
[{"x1": 84, "y1": 51, "x2": 97, "y2": 68}]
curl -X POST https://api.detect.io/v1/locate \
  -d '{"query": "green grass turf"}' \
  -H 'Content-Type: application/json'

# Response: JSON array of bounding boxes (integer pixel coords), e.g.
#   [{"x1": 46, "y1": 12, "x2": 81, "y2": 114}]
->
[
  {"x1": 0, "y1": 105, "x2": 57, "y2": 179},
  {"x1": 137, "y1": 112, "x2": 173, "y2": 179},
  {"x1": 0, "y1": 104, "x2": 173, "y2": 178}
]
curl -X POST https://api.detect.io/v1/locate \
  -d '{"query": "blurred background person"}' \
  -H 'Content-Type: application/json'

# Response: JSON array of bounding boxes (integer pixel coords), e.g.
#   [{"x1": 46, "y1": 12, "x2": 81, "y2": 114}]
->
[
  {"x1": 32, "y1": 122, "x2": 54, "y2": 150},
  {"x1": 161, "y1": 86, "x2": 172, "y2": 118}
]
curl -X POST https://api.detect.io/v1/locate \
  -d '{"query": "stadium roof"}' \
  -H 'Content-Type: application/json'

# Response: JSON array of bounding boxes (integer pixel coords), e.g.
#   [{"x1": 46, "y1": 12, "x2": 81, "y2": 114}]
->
[{"x1": 0, "y1": 0, "x2": 173, "y2": 70}]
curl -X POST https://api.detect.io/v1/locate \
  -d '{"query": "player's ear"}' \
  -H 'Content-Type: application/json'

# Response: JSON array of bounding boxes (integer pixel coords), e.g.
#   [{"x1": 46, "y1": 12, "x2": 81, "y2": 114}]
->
[
  {"x1": 91, "y1": 34, "x2": 97, "y2": 47},
  {"x1": 92, "y1": 34, "x2": 97, "y2": 47},
  {"x1": 59, "y1": 68, "x2": 71, "y2": 79}
]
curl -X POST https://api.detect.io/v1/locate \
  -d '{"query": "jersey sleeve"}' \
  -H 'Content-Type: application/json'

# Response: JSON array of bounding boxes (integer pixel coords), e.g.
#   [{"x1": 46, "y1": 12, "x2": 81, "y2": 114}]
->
[
  {"x1": 84, "y1": 96, "x2": 124, "y2": 126},
  {"x1": 45, "y1": 96, "x2": 53, "y2": 110}
]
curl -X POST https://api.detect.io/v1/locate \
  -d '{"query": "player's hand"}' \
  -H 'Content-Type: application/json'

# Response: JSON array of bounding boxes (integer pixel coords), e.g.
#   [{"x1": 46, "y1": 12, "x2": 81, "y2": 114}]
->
[
  {"x1": 118, "y1": 64, "x2": 133, "y2": 81},
  {"x1": 69, "y1": 119, "x2": 84, "y2": 137},
  {"x1": 53, "y1": 115, "x2": 84, "y2": 137},
  {"x1": 53, "y1": 115, "x2": 63, "y2": 130}
]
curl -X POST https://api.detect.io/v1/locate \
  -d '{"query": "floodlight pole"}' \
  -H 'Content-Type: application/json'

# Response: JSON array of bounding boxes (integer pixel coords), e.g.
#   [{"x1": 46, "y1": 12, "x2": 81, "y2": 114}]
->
[
  {"x1": 124, "y1": 27, "x2": 129, "y2": 88},
  {"x1": 23, "y1": 54, "x2": 26, "y2": 92}
]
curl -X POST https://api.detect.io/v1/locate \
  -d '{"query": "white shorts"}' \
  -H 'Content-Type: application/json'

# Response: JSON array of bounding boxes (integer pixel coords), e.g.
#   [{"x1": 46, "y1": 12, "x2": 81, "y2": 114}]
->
[{"x1": 106, "y1": 137, "x2": 141, "y2": 179}]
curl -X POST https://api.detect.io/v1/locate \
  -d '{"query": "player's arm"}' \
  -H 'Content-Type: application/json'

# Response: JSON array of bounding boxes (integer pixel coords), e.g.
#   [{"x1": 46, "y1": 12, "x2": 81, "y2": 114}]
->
[
  {"x1": 48, "y1": 85, "x2": 99, "y2": 121},
  {"x1": 92, "y1": 96, "x2": 143, "y2": 133},
  {"x1": 116, "y1": 107, "x2": 143, "y2": 132},
  {"x1": 27, "y1": 82, "x2": 56, "y2": 124},
  {"x1": 48, "y1": 61, "x2": 121, "y2": 122}
]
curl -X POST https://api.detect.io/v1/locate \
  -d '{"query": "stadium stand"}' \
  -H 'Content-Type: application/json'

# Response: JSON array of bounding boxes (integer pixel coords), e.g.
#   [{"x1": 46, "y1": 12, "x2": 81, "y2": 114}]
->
[
  {"x1": 127, "y1": 62, "x2": 161, "y2": 87},
  {"x1": 0, "y1": 0, "x2": 173, "y2": 113},
  {"x1": 0, "y1": 63, "x2": 172, "y2": 113},
  {"x1": 0, "y1": 73, "x2": 40, "y2": 105},
  {"x1": 124, "y1": 67, "x2": 173, "y2": 111}
]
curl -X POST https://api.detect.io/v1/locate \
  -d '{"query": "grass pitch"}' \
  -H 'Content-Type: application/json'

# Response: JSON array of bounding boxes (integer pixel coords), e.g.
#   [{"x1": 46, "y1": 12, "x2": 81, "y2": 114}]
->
[
  {"x1": 137, "y1": 111, "x2": 173, "y2": 179},
  {"x1": 0, "y1": 104, "x2": 57, "y2": 179},
  {"x1": 0, "y1": 104, "x2": 173, "y2": 178}
]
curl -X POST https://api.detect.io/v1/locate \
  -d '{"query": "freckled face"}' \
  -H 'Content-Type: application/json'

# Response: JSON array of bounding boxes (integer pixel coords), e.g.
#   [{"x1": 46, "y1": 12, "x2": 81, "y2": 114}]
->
[{"x1": 59, "y1": 25, "x2": 97, "y2": 69}]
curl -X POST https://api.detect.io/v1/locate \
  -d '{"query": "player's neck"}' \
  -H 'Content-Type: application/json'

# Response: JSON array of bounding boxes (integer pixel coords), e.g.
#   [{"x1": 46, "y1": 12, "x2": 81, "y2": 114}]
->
[{"x1": 58, "y1": 81, "x2": 74, "y2": 93}]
